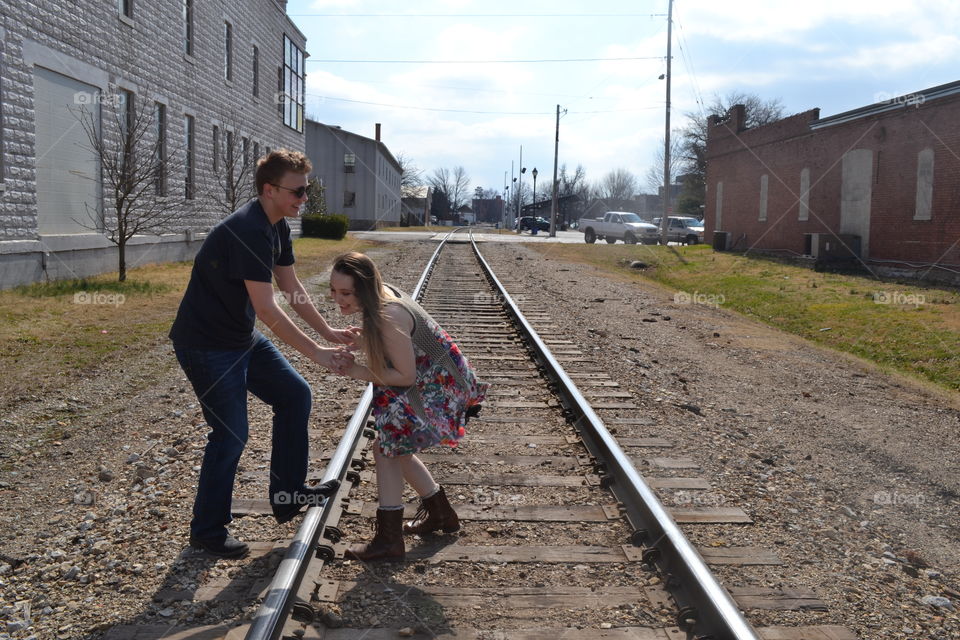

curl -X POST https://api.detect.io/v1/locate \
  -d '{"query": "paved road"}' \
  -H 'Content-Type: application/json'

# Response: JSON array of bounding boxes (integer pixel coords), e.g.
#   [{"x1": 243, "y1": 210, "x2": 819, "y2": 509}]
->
[{"x1": 352, "y1": 228, "x2": 588, "y2": 243}]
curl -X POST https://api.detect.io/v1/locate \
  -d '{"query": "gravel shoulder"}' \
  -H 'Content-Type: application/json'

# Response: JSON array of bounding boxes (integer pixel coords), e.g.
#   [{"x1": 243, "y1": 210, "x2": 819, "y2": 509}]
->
[
  {"x1": 0, "y1": 239, "x2": 957, "y2": 639},
  {"x1": 493, "y1": 241, "x2": 959, "y2": 639}
]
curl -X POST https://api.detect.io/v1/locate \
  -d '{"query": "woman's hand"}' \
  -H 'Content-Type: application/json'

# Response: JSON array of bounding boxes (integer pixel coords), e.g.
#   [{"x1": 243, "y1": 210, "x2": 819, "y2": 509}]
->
[
  {"x1": 326, "y1": 326, "x2": 361, "y2": 345},
  {"x1": 330, "y1": 347, "x2": 355, "y2": 374}
]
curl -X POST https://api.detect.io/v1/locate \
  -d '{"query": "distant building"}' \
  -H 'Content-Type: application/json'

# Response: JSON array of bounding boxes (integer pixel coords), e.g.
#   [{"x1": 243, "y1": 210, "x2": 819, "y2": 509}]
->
[
  {"x1": 520, "y1": 195, "x2": 582, "y2": 228},
  {"x1": 456, "y1": 205, "x2": 475, "y2": 225},
  {"x1": 402, "y1": 186, "x2": 432, "y2": 226},
  {"x1": 705, "y1": 80, "x2": 960, "y2": 282},
  {"x1": 0, "y1": 0, "x2": 308, "y2": 288},
  {"x1": 471, "y1": 196, "x2": 504, "y2": 224},
  {"x1": 305, "y1": 121, "x2": 401, "y2": 230}
]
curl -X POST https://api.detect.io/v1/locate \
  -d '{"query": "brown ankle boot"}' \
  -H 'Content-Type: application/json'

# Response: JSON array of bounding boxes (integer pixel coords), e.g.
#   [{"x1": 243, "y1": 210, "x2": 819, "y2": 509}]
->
[
  {"x1": 345, "y1": 507, "x2": 405, "y2": 562},
  {"x1": 403, "y1": 486, "x2": 460, "y2": 535}
]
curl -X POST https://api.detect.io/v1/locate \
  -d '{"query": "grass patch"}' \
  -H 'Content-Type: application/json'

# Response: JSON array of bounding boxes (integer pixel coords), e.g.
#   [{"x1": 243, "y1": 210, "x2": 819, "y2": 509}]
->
[
  {"x1": 1, "y1": 235, "x2": 376, "y2": 411},
  {"x1": 15, "y1": 277, "x2": 169, "y2": 298},
  {"x1": 532, "y1": 243, "x2": 960, "y2": 391}
]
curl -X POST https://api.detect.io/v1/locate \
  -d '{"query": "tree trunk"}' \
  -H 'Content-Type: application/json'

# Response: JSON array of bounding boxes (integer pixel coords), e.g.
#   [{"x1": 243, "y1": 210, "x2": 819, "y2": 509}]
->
[{"x1": 118, "y1": 241, "x2": 127, "y2": 282}]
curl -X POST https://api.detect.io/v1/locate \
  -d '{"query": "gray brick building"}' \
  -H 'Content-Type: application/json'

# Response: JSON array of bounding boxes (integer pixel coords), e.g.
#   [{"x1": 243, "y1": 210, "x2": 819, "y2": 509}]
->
[
  {"x1": 0, "y1": 0, "x2": 308, "y2": 287},
  {"x1": 305, "y1": 120, "x2": 402, "y2": 230}
]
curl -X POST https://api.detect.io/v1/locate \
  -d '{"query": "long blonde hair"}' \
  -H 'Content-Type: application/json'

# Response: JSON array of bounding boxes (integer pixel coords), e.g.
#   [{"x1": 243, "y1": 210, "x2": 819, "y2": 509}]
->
[{"x1": 331, "y1": 252, "x2": 394, "y2": 381}]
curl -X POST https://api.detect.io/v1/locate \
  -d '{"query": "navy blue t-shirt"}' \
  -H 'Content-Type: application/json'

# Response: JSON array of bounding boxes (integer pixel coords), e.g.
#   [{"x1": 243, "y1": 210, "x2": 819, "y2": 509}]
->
[{"x1": 169, "y1": 199, "x2": 295, "y2": 349}]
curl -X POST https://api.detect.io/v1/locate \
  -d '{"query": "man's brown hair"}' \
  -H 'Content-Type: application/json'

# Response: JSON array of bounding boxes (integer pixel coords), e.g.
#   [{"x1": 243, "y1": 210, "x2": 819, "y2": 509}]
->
[{"x1": 255, "y1": 149, "x2": 313, "y2": 195}]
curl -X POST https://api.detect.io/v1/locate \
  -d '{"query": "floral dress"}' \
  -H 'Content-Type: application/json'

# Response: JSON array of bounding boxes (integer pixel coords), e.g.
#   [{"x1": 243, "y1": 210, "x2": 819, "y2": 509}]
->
[{"x1": 372, "y1": 286, "x2": 488, "y2": 457}]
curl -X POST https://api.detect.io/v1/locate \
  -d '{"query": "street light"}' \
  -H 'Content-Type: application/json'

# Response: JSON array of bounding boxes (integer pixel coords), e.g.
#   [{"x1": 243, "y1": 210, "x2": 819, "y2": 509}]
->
[{"x1": 531, "y1": 168, "x2": 538, "y2": 234}]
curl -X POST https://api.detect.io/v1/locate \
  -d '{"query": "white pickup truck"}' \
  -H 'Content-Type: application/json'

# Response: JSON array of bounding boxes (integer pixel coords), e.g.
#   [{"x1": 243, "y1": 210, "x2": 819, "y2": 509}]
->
[
  {"x1": 652, "y1": 216, "x2": 705, "y2": 245},
  {"x1": 579, "y1": 211, "x2": 659, "y2": 245}
]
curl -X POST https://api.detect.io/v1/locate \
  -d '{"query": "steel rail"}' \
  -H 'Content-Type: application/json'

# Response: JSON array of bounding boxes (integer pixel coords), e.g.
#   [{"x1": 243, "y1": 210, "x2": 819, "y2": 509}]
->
[
  {"x1": 245, "y1": 232, "x2": 455, "y2": 640},
  {"x1": 469, "y1": 237, "x2": 760, "y2": 640}
]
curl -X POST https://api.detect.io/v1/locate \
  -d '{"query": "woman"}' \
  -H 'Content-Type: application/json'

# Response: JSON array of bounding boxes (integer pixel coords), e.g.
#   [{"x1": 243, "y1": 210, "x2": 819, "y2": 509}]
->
[{"x1": 330, "y1": 252, "x2": 488, "y2": 562}]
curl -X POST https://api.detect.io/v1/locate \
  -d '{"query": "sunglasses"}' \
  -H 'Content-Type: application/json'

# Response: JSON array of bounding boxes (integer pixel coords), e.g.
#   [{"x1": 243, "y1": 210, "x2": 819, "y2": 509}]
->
[{"x1": 270, "y1": 183, "x2": 308, "y2": 198}]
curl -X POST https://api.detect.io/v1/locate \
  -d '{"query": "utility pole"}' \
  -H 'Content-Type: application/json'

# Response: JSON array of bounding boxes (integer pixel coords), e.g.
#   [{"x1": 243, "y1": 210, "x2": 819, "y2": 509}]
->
[
  {"x1": 549, "y1": 104, "x2": 563, "y2": 237},
  {"x1": 659, "y1": 0, "x2": 673, "y2": 246},
  {"x1": 515, "y1": 145, "x2": 524, "y2": 234}
]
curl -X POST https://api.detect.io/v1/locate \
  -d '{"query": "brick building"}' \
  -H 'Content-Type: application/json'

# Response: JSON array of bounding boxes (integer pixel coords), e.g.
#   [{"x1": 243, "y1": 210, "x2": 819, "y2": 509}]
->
[
  {"x1": 0, "y1": 0, "x2": 307, "y2": 287},
  {"x1": 304, "y1": 120, "x2": 401, "y2": 230},
  {"x1": 705, "y1": 80, "x2": 960, "y2": 281}
]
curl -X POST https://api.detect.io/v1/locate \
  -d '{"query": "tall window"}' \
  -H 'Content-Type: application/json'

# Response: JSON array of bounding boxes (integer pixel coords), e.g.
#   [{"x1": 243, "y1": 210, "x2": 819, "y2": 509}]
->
[
  {"x1": 154, "y1": 102, "x2": 166, "y2": 196},
  {"x1": 282, "y1": 35, "x2": 305, "y2": 132},
  {"x1": 213, "y1": 126, "x2": 220, "y2": 171},
  {"x1": 224, "y1": 22, "x2": 233, "y2": 81},
  {"x1": 242, "y1": 137, "x2": 249, "y2": 170},
  {"x1": 226, "y1": 131, "x2": 234, "y2": 173},
  {"x1": 119, "y1": 89, "x2": 135, "y2": 171},
  {"x1": 182, "y1": 0, "x2": 193, "y2": 55},
  {"x1": 253, "y1": 142, "x2": 260, "y2": 165},
  {"x1": 184, "y1": 114, "x2": 195, "y2": 199},
  {"x1": 119, "y1": 0, "x2": 133, "y2": 18},
  {"x1": 252, "y1": 46, "x2": 260, "y2": 97}
]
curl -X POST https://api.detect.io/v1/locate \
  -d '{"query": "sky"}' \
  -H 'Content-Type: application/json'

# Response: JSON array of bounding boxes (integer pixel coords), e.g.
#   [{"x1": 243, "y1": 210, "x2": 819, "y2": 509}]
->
[{"x1": 287, "y1": 0, "x2": 960, "y2": 198}]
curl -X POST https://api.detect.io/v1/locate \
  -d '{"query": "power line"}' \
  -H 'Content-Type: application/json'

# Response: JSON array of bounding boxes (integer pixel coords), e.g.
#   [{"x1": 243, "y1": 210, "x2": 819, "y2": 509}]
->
[
  {"x1": 291, "y1": 13, "x2": 666, "y2": 18},
  {"x1": 317, "y1": 76, "x2": 617, "y2": 101},
  {"x1": 306, "y1": 93, "x2": 662, "y2": 115},
  {"x1": 307, "y1": 56, "x2": 663, "y2": 65}
]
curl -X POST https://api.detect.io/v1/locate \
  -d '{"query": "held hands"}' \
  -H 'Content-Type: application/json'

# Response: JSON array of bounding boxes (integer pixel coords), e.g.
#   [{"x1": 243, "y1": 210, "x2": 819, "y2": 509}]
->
[{"x1": 330, "y1": 347, "x2": 355, "y2": 375}]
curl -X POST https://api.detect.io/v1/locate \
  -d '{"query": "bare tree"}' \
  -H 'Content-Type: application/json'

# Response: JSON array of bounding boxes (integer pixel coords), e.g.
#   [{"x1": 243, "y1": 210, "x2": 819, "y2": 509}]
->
[
  {"x1": 679, "y1": 92, "x2": 785, "y2": 212},
  {"x1": 450, "y1": 165, "x2": 471, "y2": 212},
  {"x1": 74, "y1": 88, "x2": 192, "y2": 281},
  {"x1": 427, "y1": 168, "x2": 453, "y2": 220},
  {"x1": 397, "y1": 152, "x2": 423, "y2": 198},
  {"x1": 595, "y1": 168, "x2": 637, "y2": 202},
  {"x1": 644, "y1": 135, "x2": 686, "y2": 194},
  {"x1": 209, "y1": 114, "x2": 257, "y2": 217},
  {"x1": 427, "y1": 166, "x2": 471, "y2": 217}
]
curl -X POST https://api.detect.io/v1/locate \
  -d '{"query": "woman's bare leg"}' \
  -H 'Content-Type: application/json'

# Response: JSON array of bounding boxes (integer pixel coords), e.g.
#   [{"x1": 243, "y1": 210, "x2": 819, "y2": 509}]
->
[
  {"x1": 398, "y1": 454, "x2": 439, "y2": 497},
  {"x1": 372, "y1": 440, "x2": 404, "y2": 507}
]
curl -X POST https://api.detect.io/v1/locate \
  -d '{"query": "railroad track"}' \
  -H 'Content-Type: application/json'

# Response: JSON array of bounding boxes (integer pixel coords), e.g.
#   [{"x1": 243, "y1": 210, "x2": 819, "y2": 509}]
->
[{"x1": 105, "y1": 233, "x2": 856, "y2": 640}]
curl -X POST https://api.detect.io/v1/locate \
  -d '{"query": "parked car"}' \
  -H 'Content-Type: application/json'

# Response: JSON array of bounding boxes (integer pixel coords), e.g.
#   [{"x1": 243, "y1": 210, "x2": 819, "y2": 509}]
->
[
  {"x1": 651, "y1": 216, "x2": 705, "y2": 244},
  {"x1": 516, "y1": 216, "x2": 550, "y2": 231},
  {"x1": 578, "y1": 211, "x2": 659, "y2": 244}
]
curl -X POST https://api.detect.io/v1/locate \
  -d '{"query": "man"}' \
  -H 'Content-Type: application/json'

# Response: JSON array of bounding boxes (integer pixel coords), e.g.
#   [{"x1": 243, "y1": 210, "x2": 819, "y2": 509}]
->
[{"x1": 170, "y1": 150, "x2": 356, "y2": 558}]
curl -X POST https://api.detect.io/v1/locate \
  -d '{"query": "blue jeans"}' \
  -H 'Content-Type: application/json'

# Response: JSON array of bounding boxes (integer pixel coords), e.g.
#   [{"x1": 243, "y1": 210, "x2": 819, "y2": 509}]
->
[{"x1": 174, "y1": 332, "x2": 312, "y2": 540}]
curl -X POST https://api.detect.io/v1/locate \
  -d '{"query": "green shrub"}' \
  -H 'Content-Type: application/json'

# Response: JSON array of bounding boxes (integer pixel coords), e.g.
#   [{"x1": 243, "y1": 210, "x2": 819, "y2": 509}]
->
[{"x1": 301, "y1": 213, "x2": 349, "y2": 239}]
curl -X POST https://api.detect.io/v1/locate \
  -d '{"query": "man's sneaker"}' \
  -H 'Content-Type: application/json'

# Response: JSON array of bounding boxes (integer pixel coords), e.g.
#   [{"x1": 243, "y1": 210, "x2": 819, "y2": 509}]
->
[
  {"x1": 189, "y1": 534, "x2": 249, "y2": 558},
  {"x1": 302, "y1": 478, "x2": 341, "y2": 499},
  {"x1": 272, "y1": 479, "x2": 342, "y2": 524}
]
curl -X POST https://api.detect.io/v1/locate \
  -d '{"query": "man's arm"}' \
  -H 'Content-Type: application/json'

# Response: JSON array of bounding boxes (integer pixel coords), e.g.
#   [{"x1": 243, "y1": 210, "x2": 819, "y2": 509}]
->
[
  {"x1": 274, "y1": 264, "x2": 359, "y2": 345},
  {"x1": 245, "y1": 279, "x2": 347, "y2": 370}
]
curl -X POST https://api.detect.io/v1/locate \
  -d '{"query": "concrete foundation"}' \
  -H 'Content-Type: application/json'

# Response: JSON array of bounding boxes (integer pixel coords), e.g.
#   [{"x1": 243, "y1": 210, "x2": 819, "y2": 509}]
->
[{"x1": 0, "y1": 233, "x2": 206, "y2": 289}]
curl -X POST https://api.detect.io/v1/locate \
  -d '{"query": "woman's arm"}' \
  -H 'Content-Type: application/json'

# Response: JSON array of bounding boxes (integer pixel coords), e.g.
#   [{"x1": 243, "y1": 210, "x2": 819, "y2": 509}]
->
[{"x1": 342, "y1": 303, "x2": 416, "y2": 386}]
